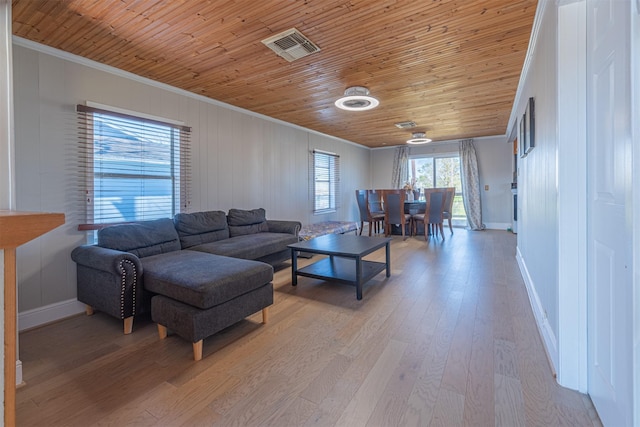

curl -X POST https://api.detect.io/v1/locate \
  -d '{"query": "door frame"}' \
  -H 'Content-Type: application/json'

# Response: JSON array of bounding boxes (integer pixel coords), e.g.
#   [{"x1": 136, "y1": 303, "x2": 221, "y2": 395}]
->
[
  {"x1": 632, "y1": 0, "x2": 640, "y2": 423},
  {"x1": 557, "y1": 0, "x2": 588, "y2": 393}
]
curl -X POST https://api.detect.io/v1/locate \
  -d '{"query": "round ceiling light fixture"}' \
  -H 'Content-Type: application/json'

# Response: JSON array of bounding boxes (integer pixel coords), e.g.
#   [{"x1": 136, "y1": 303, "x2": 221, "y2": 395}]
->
[
  {"x1": 406, "y1": 132, "x2": 432, "y2": 144},
  {"x1": 334, "y1": 86, "x2": 379, "y2": 111}
]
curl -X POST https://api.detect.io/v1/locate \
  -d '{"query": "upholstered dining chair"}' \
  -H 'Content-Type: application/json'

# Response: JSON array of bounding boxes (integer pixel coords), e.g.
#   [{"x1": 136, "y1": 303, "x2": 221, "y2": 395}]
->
[
  {"x1": 411, "y1": 189, "x2": 447, "y2": 240},
  {"x1": 355, "y1": 190, "x2": 385, "y2": 236},
  {"x1": 382, "y1": 189, "x2": 412, "y2": 240},
  {"x1": 442, "y1": 187, "x2": 456, "y2": 234},
  {"x1": 367, "y1": 190, "x2": 385, "y2": 234}
]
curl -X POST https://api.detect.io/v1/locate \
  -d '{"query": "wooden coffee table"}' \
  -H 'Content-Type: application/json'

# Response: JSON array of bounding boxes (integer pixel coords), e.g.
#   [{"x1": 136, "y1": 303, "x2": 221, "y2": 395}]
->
[{"x1": 287, "y1": 234, "x2": 391, "y2": 300}]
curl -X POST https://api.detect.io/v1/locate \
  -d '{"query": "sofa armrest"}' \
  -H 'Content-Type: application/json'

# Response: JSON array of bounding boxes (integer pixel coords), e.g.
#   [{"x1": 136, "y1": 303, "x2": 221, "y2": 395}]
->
[
  {"x1": 266, "y1": 220, "x2": 302, "y2": 237},
  {"x1": 71, "y1": 245, "x2": 143, "y2": 275},
  {"x1": 71, "y1": 245, "x2": 144, "y2": 322}
]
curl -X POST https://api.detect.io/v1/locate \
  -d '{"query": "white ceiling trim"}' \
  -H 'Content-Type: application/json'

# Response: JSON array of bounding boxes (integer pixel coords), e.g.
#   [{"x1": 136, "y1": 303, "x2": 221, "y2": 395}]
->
[
  {"x1": 370, "y1": 134, "x2": 507, "y2": 151},
  {"x1": 12, "y1": 36, "x2": 368, "y2": 150},
  {"x1": 506, "y1": 0, "x2": 549, "y2": 137}
]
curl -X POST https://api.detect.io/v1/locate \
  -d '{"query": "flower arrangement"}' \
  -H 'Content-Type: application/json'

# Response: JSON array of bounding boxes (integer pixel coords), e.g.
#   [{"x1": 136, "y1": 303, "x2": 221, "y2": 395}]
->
[{"x1": 403, "y1": 177, "x2": 417, "y2": 192}]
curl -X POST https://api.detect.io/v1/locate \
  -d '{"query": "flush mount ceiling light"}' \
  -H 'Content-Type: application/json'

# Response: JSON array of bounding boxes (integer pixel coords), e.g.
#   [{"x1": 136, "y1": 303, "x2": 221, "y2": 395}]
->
[
  {"x1": 406, "y1": 132, "x2": 432, "y2": 144},
  {"x1": 334, "y1": 86, "x2": 379, "y2": 111}
]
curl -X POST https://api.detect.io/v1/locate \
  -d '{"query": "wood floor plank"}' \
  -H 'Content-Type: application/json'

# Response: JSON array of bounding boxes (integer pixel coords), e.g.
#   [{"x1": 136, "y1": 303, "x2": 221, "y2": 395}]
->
[
  {"x1": 440, "y1": 282, "x2": 478, "y2": 395},
  {"x1": 147, "y1": 374, "x2": 239, "y2": 425},
  {"x1": 494, "y1": 373, "x2": 526, "y2": 427},
  {"x1": 176, "y1": 406, "x2": 223, "y2": 426},
  {"x1": 463, "y1": 315, "x2": 495, "y2": 426},
  {"x1": 511, "y1": 312, "x2": 558, "y2": 425},
  {"x1": 14, "y1": 230, "x2": 601, "y2": 426},
  {"x1": 299, "y1": 353, "x2": 352, "y2": 404},
  {"x1": 94, "y1": 382, "x2": 173, "y2": 426},
  {"x1": 430, "y1": 387, "x2": 466, "y2": 427},
  {"x1": 400, "y1": 283, "x2": 464, "y2": 425},
  {"x1": 494, "y1": 338, "x2": 520, "y2": 379},
  {"x1": 260, "y1": 396, "x2": 318, "y2": 427},
  {"x1": 212, "y1": 372, "x2": 296, "y2": 426},
  {"x1": 335, "y1": 339, "x2": 408, "y2": 426},
  {"x1": 365, "y1": 333, "x2": 431, "y2": 427}
]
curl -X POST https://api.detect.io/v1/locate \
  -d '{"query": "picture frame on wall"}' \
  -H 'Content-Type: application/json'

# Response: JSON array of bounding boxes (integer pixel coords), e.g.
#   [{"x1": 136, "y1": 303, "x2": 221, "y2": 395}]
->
[
  {"x1": 519, "y1": 112, "x2": 527, "y2": 158},
  {"x1": 524, "y1": 96, "x2": 535, "y2": 154}
]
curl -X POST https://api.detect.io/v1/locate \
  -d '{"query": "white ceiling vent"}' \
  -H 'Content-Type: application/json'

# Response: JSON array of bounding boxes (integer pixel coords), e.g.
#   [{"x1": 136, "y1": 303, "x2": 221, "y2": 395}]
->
[
  {"x1": 261, "y1": 28, "x2": 320, "y2": 62},
  {"x1": 394, "y1": 121, "x2": 418, "y2": 129}
]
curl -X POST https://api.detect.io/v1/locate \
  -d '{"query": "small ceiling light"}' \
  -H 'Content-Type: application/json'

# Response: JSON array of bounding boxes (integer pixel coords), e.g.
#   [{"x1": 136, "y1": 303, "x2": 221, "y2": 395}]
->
[
  {"x1": 334, "y1": 86, "x2": 379, "y2": 111},
  {"x1": 406, "y1": 132, "x2": 432, "y2": 144}
]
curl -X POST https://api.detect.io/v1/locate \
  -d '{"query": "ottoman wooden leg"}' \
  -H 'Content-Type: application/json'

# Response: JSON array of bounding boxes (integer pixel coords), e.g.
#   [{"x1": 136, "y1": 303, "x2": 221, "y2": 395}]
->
[
  {"x1": 262, "y1": 307, "x2": 269, "y2": 324},
  {"x1": 123, "y1": 316, "x2": 133, "y2": 335},
  {"x1": 193, "y1": 340, "x2": 203, "y2": 361},
  {"x1": 85, "y1": 305, "x2": 94, "y2": 316},
  {"x1": 157, "y1": 324, "x2": 167, "y2": 339}
]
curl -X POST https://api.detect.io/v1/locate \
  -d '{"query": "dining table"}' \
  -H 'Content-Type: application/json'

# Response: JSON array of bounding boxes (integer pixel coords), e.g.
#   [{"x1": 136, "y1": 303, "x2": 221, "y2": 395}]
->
[{"x1": 404, "y1": 200, "x2": 426, "y2": 215}]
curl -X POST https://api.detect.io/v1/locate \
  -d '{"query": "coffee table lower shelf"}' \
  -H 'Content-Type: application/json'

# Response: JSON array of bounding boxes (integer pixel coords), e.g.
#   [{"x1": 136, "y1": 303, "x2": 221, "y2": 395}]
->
[
  {"x1": 288, "y1": 234, "x2": 392, "y2": 300},
  {"x1": 294, "y1": 257, "x2": 387, "y2": 286}
]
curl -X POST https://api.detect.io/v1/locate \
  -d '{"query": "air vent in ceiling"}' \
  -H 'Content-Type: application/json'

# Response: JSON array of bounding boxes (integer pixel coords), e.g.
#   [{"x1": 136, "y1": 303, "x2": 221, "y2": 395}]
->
[
  {"x1": 394, "y1": 121, "x2": 418, "y2": 129},
  {"x1": 261, "y1": 28, "x2": 320, "y2": 62}
]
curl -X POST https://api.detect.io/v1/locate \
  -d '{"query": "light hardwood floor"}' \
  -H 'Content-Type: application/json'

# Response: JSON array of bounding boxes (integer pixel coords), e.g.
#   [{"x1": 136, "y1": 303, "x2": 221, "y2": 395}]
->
[{"x1": 16, "y1": 229, "x2": 602, "y2": 426}]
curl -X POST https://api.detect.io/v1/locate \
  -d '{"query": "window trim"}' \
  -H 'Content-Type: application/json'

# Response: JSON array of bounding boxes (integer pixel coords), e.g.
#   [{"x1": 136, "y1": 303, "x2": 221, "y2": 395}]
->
[
  {"x1": 76, "y1": 104, "x2": 191, "y2": 230},
  {"x1": 311, "y1": 149, "x2": 340, "y2": 214}
]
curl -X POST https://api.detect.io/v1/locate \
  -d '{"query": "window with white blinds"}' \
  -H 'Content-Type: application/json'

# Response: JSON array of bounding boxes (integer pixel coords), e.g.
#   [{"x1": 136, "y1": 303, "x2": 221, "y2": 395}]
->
[
  {"x1": 76, "y1": 104, "x2": 191, "y2": 229},
  {"x1": 311, "y1": 149, "x2": 340, "y2": 214}
]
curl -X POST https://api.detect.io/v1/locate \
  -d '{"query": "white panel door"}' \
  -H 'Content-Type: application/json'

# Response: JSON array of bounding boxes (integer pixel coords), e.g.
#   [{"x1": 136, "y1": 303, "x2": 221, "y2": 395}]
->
[{"x1": 586, "y1": 0, "x2": 633, "y2": 425}]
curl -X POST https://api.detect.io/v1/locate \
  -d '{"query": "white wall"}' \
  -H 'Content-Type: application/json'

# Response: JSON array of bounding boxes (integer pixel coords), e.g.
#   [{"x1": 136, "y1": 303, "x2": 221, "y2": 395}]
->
[
  {"x1": 12, "y1": 40, "x2": 370, "y2": 325},
  {"x1": 511, "y1": 1, "x2": 562, "y2": 378},
  {"x1": 370, "y1": 136, "x2": 513, "y2": 229}
]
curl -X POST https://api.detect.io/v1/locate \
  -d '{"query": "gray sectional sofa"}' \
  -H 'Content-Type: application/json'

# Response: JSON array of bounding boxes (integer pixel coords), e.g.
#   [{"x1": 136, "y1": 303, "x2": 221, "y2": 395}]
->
[{"x1": 71, "y1": 208, "x2": 300, "y2": 359}]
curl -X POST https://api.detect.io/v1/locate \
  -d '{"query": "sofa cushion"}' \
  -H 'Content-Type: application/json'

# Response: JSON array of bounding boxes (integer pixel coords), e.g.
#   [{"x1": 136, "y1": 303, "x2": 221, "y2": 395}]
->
[
  {"x1": 188, "y1": 232, "x2": 299, "y2": 260},
  {"x1": 98, "y1": 218, "x2": 181, "y2": 258},
  {"x1": 142, "y1": 250, "x2": 273, "y2": 310},
  {"x1": 227, "y1": 208, "x2": 269, "y2": 237},
  {"x1": 174, "y1": 210, "x2": 229, "y2": 248}
]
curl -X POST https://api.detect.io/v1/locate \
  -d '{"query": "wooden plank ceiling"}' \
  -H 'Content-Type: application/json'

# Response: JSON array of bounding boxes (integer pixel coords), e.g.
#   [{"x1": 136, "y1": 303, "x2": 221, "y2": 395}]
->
[{"x1": 12, "y1": 0, "x2": 537, "y2": 148}]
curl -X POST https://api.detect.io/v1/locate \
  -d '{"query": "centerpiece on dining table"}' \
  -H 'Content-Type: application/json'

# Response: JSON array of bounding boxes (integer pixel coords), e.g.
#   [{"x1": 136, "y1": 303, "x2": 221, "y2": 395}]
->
[{"x1": 403, "y1": 178, "x2": 420, "y2": 201}]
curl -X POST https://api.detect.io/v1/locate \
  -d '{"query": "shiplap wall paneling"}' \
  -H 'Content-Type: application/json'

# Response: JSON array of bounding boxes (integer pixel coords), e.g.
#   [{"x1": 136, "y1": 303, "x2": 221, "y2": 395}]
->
[{"x1": 11, "y1": 42, "x2": 370, "y2": 327}]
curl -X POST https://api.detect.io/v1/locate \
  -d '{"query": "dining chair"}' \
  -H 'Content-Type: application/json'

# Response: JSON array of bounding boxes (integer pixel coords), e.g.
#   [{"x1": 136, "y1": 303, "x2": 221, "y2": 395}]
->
[
  {"x1": 411, "y1": 189, "x2": 446, "y2": 240},
  {"x1": 355, "y1": 190, "x2": 384, "y2": 236},
  {"x1": 442, "y1": 187, "x2": 456, "y2": 234},
  {"x1": 367, "y1": 190, "x2": 385, "y2": 234},
  {"x1": 382, "y1": 189, "x2": 412, "y2": 240}
]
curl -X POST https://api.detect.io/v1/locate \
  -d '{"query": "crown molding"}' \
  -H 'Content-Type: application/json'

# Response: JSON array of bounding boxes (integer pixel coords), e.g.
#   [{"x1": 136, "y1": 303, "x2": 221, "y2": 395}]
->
[
  {"x1": 370, "y1": 134, "x2": 507, "y2": 151},
  {"x1": 12, "y1": 36, "x2": 369, "y2": 150},
  {"x1": 506, "y1": 0, "x2": 548, "y2": 137}
]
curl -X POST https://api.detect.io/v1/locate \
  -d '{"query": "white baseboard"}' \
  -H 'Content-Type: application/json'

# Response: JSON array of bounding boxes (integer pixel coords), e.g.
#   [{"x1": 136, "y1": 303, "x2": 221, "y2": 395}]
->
[
  {"x1": 16, "y1": 359, "x2": 22, "y2": 386},
  {"x1": 18, "y1": 299, "x2": 86, "y2": 332},
  {"x1": 484, "y1": 222, "x2": 511, "y2": 230},
  {"x1": 451, "y1": 221, "x2": 511, "y2": 230},
  {"x1": 516, "y1": 247, "x2": 559, "y2": 375}
]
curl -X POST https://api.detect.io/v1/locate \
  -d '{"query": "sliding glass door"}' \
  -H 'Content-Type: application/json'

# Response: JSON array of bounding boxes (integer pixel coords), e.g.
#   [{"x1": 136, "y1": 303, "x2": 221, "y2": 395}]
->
[{"x1": 409, "y1": 155, "x2": 466, "y2": 220}]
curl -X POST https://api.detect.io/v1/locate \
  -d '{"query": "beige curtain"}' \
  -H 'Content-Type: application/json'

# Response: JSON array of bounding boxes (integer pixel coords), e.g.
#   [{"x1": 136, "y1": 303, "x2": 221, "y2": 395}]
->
[
  {"x1": 459, "y1": 139, "x2": 485, "y2": 230},
  {"x1": 391, "y1": 146, "x2": 409, "y2": 188}
]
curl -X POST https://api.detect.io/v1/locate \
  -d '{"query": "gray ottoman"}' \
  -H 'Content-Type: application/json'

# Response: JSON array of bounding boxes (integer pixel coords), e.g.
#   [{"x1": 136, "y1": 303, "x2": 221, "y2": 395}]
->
[{"x1": 144, "y1": 250, "x2": 274, "y2": 360}]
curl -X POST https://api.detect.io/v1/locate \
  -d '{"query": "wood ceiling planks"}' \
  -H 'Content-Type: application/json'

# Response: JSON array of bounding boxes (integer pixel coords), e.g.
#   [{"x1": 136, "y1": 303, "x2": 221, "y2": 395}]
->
[{"x1": 12, "y1": 0, "x2": 537, "y2": 147}]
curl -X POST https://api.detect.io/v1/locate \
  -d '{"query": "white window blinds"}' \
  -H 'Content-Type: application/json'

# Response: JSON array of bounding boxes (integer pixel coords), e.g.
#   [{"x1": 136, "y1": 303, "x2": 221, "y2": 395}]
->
[
  {"x1": 311, "y1": 149, "x2": 340, "y2": 214},
  {"x1": 76, "y1": 104, "x2": 191, "y2": 229}
]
